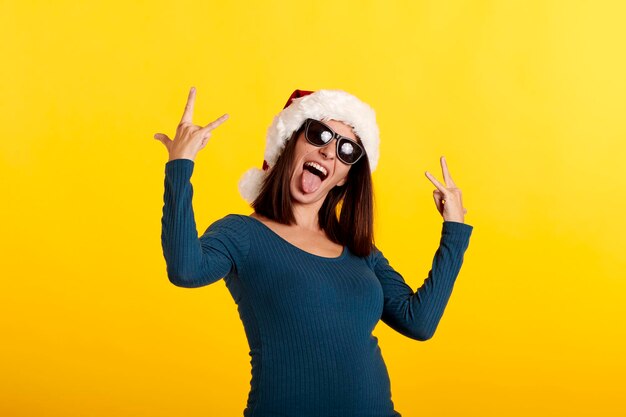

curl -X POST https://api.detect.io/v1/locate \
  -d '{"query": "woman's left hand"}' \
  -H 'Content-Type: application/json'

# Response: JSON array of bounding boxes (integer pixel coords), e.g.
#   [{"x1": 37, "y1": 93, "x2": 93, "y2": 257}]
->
[{"x1": 425, "y1": 156, "x2": 468, "y2": 223}]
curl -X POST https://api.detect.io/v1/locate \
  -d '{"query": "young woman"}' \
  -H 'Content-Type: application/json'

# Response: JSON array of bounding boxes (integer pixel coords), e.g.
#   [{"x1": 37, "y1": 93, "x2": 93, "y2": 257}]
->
[{"x1": 155, "y1": 87, "x2": 473, "y2": 417}]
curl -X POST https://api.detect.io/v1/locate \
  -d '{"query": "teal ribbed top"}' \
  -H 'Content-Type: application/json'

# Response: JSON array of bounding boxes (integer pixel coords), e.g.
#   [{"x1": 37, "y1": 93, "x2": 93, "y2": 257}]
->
[{"x1": 161, "y1": 158, "x2": 473, "y2": 417}]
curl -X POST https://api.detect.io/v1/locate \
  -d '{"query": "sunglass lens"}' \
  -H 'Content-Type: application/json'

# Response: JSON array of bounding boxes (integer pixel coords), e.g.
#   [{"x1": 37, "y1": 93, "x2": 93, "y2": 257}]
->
[
  {"x1": 338, "y1": 138, "x2": 363, "y2": 164},
  {"x1": 307, "y1": 120, "x2": 333, "y2": 145}
]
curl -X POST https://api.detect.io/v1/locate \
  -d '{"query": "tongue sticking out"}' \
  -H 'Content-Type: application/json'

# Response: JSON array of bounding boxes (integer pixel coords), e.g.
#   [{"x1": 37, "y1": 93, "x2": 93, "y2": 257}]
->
[{"x1": 302, "y1": 169, "x2": 322, "y2": 193}]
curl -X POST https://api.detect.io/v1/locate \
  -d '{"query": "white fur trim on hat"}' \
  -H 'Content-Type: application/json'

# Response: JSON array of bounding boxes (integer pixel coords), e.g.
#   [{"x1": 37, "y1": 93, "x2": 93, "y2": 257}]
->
[
  {"x1": 238, "y1": 89, "x2": 380, "y2": 204},
  {"x1": 238, "y1": 166, "x2": 267, "y2": 204}
]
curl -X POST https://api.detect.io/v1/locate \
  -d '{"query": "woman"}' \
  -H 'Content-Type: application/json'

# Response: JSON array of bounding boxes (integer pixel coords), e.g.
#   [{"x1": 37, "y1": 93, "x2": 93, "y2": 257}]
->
[{"x1": 155, "y1": 87, "x2": 473, "y2": 417}]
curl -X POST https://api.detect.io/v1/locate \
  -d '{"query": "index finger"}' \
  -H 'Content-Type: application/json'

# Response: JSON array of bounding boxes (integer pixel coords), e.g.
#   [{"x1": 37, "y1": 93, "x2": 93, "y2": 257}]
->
[
  {"x1": 180, "y1": 86, "x2": 196, "y2": 124},
  {"x1": 425, "y1": 171, "x2": 448, "y2": 195}
]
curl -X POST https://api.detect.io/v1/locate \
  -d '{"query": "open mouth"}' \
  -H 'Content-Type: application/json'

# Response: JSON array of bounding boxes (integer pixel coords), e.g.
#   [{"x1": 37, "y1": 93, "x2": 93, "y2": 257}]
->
[
  {"x1": 303, "y1": 161, "x2": 328, "y2": 181},
  {"x1": 300, "y1": 161, "x2": 328, "y2": 194}
]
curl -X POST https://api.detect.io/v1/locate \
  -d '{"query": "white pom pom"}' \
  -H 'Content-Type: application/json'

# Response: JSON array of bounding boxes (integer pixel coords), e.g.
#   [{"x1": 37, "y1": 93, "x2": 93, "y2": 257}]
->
[{"x1": 238, "y1": 167, "x2": 267, "y2": 204}]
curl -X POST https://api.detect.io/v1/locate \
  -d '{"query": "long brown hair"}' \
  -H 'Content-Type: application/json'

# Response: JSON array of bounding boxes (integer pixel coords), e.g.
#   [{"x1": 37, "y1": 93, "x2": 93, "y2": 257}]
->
[{"x1": 250, "y1": 122, "x2": 376, "y2": 257}]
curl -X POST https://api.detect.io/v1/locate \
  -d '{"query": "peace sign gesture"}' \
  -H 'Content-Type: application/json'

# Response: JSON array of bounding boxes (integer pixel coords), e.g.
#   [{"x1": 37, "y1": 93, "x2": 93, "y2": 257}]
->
[
  {"x1": 154, "y1": 86, "x2": 230, "y2": 162},
  {"x1": 425, "y1": 156, "x2": 469, "y2": 223}
]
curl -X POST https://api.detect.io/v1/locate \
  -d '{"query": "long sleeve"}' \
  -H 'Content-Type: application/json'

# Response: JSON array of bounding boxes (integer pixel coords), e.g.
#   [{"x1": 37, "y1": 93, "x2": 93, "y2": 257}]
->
[
  {"x1": 370, "y1": 220, "x2": 473, "y2": 341},
  {"x1": 160, "y1": 158, "x2": 250, "y2": 288}
]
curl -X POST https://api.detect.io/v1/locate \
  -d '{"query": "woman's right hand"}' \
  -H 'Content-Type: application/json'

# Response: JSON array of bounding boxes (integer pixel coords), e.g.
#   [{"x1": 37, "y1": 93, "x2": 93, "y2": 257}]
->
[{"x1": 154, "y1": 86, "x2": 230, "y2": 162}]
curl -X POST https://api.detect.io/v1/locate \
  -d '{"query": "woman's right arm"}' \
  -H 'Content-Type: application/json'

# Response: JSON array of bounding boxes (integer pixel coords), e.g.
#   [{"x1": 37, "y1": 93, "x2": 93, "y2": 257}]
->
[
  {"x1": 155, "y1": 87, "x2": 236, "y2": 287},
  {"x1": 160, "y1": 159, "x2": 249, "y2": 287},
  {"x1": 161, "y1": 158, "x2": 223, "y2": 287}
]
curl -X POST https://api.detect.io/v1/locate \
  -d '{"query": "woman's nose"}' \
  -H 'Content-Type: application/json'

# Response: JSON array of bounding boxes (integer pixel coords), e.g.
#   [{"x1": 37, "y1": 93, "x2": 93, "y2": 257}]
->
[{"x1": 319, "y1": 139, "x2": 336, "y2": 159}]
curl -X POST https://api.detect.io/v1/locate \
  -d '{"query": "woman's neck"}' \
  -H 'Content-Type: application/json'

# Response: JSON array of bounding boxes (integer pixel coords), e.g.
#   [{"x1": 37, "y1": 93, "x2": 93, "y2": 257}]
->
[{"x1": 290, "y1": 200, "x2": 325, "y2": 232}]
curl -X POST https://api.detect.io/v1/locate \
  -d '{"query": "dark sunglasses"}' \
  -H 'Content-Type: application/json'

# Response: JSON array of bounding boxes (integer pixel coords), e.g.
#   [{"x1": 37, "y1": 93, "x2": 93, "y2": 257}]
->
[{"x1": 303, "y1": 118, "x2": 366, "y2": 165}]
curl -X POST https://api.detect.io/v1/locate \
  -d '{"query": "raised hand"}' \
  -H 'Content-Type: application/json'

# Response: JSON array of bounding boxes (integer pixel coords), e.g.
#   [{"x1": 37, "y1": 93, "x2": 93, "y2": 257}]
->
[
  {"x1": 154, "y1": 86, "x2": 230, "y2": 162},
  {"x1": 424, "y1": 156, "x2": 469, "y2": 223}
]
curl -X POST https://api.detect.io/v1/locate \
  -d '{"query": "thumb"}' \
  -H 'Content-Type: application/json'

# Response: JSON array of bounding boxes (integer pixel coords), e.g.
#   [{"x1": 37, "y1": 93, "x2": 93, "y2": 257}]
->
[{"x1": 153, "y1": 132, "x2": 171, "y2": 145}]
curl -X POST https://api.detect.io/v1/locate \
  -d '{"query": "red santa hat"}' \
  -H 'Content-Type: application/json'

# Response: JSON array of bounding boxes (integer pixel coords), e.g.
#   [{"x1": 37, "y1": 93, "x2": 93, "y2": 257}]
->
[{"x1": 238, "y1": 88, "x2": 380, "y2": 204}]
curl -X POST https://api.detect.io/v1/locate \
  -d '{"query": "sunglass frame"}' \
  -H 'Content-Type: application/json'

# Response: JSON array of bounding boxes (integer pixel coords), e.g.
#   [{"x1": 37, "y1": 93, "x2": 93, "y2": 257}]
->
[{"x1": 303, "y1": 118, "x2": 366, "y2": 165}]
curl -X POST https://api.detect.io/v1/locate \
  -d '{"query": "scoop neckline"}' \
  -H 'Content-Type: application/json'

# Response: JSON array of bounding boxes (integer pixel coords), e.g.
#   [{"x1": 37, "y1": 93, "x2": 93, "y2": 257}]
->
[{"x1": 243, "y1": 215, "x2": 348, "y2": 261}]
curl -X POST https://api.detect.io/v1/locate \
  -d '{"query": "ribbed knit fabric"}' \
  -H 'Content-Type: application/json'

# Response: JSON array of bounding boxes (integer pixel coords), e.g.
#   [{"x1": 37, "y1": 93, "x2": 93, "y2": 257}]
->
[{"x1": 161, "y1": 158, "x2": 474, "y2": 417}]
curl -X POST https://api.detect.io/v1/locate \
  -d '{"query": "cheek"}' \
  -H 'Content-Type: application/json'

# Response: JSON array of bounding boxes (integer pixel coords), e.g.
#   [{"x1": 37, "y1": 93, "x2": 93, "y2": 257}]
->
[
  {"x1": 339, "y1": 165, "x2": 351, "y2": 177},
  {"x1": 295, "y1": 139, "x2": 316, "y2": 158},
  {"x1": 292, "y1": 142, "x2": 309, "y2": 163},
  {"x1": 334, "y1": 166, "x2": 351, "y2": 185}
]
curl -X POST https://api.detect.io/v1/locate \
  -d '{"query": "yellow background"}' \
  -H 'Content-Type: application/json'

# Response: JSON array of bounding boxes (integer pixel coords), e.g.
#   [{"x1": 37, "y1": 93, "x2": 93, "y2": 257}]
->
[{"x1": 1, "y1": 0, "x2": 625, "y2": 416}]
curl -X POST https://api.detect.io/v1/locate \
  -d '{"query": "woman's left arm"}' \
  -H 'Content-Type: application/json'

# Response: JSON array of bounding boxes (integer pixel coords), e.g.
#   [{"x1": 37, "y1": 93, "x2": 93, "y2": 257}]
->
[
  {"x1": 371, "y1": 221, "x2": 473, "y2": 341},
  {"x1": 373, "y1": 156, "x2": 473, "y2": 340}
]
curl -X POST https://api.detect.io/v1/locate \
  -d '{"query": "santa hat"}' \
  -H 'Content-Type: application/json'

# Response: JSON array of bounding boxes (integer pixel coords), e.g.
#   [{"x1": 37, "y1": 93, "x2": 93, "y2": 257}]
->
[{"x1": 238, "y1": 88, "x2": 380, "y2": 204}]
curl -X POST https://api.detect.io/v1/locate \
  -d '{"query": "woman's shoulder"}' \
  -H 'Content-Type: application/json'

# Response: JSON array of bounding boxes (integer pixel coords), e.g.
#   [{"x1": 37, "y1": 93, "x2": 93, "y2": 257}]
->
[
  {"x1": 200, "y1": 214, "x2": 252, "y2": 262},
  {"x1": 202, "y1": 213, "x2": 253, "y2": 237},
  {"x1": 363, "y1": 243, "x2": 385, "y2": 267},
  {"x1": 210, "y1": 212, "x2": 250, "y2": 225}
]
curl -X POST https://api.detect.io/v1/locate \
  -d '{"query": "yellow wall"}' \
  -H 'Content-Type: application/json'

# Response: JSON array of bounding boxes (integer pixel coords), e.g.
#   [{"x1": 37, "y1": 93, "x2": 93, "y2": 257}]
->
[{"x1": 1, "y1": 1, "x2": 624, "y2": 416}]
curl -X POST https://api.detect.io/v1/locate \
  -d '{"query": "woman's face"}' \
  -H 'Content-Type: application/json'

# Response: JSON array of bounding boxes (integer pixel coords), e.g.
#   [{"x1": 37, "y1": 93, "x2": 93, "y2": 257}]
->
[{"x1": 289, "y1": 119, "x2": 358, "y2": 203}]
